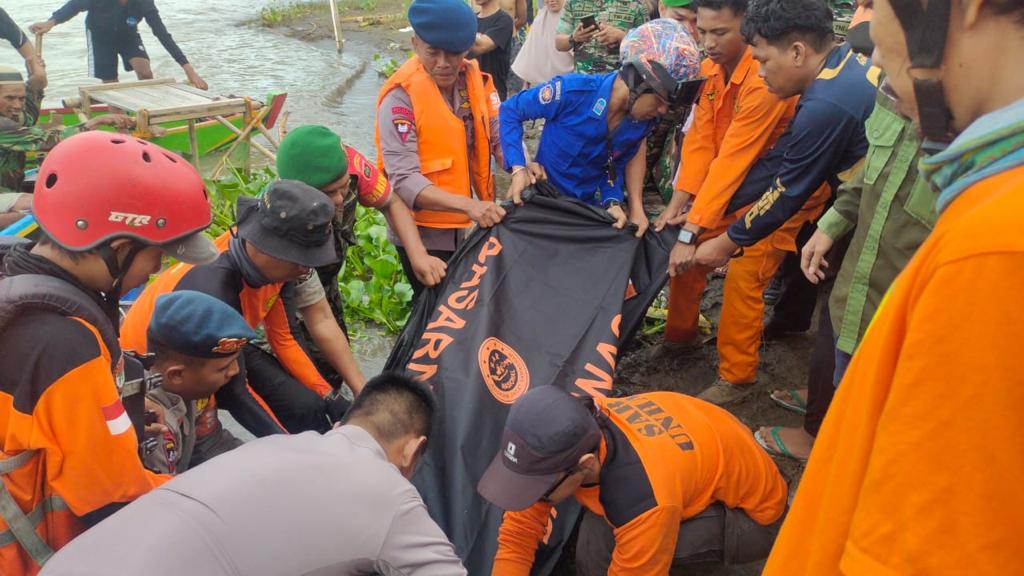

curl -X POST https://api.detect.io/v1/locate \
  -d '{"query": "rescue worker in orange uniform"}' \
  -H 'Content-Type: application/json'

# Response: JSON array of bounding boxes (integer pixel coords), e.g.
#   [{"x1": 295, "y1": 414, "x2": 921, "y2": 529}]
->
[
  {"x1": 652, "y1": 0, "x2": 797, "y2": 353},
  {"x1": 764, "y1": 0, "x2": 1024, "y2": 572},
  {"x1": 479, "y1": 386, "x2": 788, "y2": 575},
  {"x1": 375, "y1": 0, "x2": 507, "y2": 299},
  {"x1": 121, "y1": 181, "x2": 347, "y2": 438},
  {"x1": 691, "y1": 0, "x2": 877, "y2": 404},
  {"x1": 0, "y1": 131, "x2": 217, "y2": 574}
]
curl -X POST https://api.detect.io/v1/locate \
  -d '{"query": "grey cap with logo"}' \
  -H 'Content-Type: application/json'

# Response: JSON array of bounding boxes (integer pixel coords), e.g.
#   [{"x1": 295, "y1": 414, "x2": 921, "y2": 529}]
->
[{"x1": 477, "y1": 386, "x2": 603, "y2": 512}]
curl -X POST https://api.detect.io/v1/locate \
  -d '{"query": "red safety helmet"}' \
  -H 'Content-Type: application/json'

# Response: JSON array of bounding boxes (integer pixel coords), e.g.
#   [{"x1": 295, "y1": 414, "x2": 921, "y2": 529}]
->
[{"x1": 33, "y1": 131, "x2": 217, "y2": 264}]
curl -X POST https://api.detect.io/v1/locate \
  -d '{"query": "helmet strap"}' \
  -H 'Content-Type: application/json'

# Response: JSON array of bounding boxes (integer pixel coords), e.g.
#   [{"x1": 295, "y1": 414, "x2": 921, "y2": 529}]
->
[
  {"x1": 889, "y1": 0, "x2": 954, "y2": 148},
  {"x1": 97, "y1": 241, "x2": 145, "y2": 299}
]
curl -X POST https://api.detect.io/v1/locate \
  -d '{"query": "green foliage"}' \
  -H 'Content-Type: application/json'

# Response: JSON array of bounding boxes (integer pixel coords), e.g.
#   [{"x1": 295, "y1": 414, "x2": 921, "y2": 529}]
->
[
  {"x1": 359, "y1": 0, "x2": 379, "y2": 10},
  {"x1": 204, "y1": 169, "x2": 412, "y2": 334},
  {"x1": 256, "y1": 1, "x2": 327, "y2": 27},
  {"x1": 373, "y1": 52, "x2": 401, "y2": 78},
  {"x1": 340, "y1": 206, "x2": 414, "y2": 333}
]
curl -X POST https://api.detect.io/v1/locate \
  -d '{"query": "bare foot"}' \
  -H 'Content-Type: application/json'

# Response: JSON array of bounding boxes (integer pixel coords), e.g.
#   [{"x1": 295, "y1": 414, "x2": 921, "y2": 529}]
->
[{"x1": 757, "y1": 425, "x2": 814, "y2": 460}]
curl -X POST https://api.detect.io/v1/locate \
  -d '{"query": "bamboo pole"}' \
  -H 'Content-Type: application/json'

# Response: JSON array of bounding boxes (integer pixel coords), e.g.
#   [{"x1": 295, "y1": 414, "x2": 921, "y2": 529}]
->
[
  {"x1": 328, "y1": 0, "x2": 343, "y2": 53},
  {"x1": 35, "y1": 33, "x2": 43, "y2": 58},
  {"x1": 188, "y1": 120, "x2": 200, "y2": 166},
  {"x1": 210, "y1": 108, "x2": 270, "y2": 180},
  {"x1": 212, "y1": 115, "x2": 277, "y2": 161}
]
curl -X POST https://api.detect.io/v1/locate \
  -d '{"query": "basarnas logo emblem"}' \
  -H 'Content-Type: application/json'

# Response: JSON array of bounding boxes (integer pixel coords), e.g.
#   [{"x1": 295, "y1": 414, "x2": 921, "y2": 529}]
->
[
  {"x1": 504, "y1": 441, "x2": 518, "y2": 463},
  {"x1": 478, "y1": 337, "x2": 530, "y2": 404},
  {"x1": 592, "y1": 98, "x2": 607, "y2": 116},
  {"x1": 538, "y1": 84, "x2": 554, "y2": 104}
]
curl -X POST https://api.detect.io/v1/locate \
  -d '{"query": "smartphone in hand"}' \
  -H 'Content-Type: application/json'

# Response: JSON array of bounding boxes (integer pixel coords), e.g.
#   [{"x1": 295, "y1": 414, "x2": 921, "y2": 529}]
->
[{"x1": 581, "y1": 14, "x2": 598, "y2": 29}]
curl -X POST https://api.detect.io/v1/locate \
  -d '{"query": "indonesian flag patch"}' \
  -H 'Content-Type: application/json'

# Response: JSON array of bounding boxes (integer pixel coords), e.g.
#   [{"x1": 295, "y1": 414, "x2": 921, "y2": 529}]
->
[{"x1": 102, "y1": 400, "x2": 133, "y2": 435}]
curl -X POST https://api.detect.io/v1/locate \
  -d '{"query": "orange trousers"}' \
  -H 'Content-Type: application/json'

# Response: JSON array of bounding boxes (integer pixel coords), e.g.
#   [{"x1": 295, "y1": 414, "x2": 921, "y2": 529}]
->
[{"x1": 666, "y1": 204, "x2": 824, "y2": 384}]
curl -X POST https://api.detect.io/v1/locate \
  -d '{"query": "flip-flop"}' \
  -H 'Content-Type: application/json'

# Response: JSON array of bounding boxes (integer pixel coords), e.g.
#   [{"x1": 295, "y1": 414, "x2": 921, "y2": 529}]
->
[
  {"x1": 755, "y1": 427, "x2": 808, "y2": 462},
  {"x1": 769, "y1": 389, "x2": 807, "y2": 415}
]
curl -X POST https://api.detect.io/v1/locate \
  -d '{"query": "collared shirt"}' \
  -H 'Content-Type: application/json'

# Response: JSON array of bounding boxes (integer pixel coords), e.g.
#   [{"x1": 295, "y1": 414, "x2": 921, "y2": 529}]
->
[
  {"x1": 676, "y1": 47, "x2": 797, "y2": 231},
  {"x1": 727, "y1": 44, "x2": 878, "y2": 247},
  {"x1": 377, "y1": 71, "x2": 501, "y2": 251},
  {"x1": 817, "y1": 94, "x2": 938, "y2": 354},
  {"x1": 556, "y1": 0, "x2": 648, "y2": 74},
  {"x1": 0, "y1": 85, "x2": 81, "y2": 193},
  {"x1": 40, "y1": 425, "x2": 468, "y2": 576},
  {"x1": 500, "y1": 72, "x2": 655, "y2": 206},
  {"x1": 142, "y1": 386, "x2": 197, "y2": 475}
]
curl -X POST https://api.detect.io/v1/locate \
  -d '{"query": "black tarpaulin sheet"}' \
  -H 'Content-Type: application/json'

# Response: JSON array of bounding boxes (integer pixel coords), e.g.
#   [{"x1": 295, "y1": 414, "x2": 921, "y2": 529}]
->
[{"x1": 386, "y1": 185, "x2": 675, "y2": 574}]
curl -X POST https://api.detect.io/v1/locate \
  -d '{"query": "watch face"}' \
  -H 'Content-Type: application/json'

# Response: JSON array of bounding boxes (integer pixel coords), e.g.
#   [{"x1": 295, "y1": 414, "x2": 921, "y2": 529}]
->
[{"x1": 677, "y1": 229, "x2": 697, "y2": 245}]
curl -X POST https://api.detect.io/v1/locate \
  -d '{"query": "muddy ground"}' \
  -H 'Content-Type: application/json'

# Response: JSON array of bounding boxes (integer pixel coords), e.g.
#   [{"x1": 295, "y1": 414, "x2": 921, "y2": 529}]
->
[{"x1": 259, "y1": 6, "x2": 816, "y2": 573}]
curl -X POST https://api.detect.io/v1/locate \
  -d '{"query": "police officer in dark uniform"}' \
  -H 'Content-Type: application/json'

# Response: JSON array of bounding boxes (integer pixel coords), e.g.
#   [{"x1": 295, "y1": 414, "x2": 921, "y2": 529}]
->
[{"x1": 141, "y1": 290, "x2": 256, "y2": 475}]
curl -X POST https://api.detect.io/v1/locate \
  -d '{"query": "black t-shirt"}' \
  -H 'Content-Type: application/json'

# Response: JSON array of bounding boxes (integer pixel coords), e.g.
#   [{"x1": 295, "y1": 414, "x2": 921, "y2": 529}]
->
[
  {"x1": 0, "y1": 8, "x2": 26, "y2": 50},
  {"x1": 472, "y1": 10, "x2": 514, "y2": 100}
]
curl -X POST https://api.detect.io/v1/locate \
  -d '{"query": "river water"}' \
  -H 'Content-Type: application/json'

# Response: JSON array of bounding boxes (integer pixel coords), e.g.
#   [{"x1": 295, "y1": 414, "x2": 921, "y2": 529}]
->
[
  {"x1": 3, "y1": 0, "x2": 395, "y2": 390},
  {"x1": 2, "y1": 0, "x2": 385, "y2": 151}
]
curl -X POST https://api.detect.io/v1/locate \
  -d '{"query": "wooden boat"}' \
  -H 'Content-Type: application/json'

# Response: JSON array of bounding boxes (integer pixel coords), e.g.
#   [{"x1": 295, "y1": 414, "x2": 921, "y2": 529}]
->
[{"x1": 37, "y1": 91, "x2": 288, "y2": 158}]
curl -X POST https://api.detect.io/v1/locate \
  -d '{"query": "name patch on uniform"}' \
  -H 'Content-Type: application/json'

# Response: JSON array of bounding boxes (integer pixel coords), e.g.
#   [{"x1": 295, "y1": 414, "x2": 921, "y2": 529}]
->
[
  {"x1": 539, "y1": 84, "x2": 555, "y2": 104},
  {"x1": 391, "y1": 106, "x2": 414, "y2": 118},
  {"x1": 606, "y1": 397, "x2": 695, "y2": 453},
  {"x1": 393, "y1": 118, "x2": 412, "y2": 143},
  {"x1": 592, "y1": 98, "x2": 607, "y2": 116}
]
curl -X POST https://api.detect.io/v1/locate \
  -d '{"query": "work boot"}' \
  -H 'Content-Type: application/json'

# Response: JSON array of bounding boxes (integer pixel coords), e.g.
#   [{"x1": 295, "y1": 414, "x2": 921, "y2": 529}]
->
[
  {"x1": 697, "y1": 377, "x2": 756, "y2": 406},
  {"x1": 763, "y1": 316, "x2": 811, "y2": 340},
  {"x1": 763, "y1": 274, "x2": 784, "y2": 305},
  {"x1": 645, "y1": 335, "x2": 707, "y2": 363}
]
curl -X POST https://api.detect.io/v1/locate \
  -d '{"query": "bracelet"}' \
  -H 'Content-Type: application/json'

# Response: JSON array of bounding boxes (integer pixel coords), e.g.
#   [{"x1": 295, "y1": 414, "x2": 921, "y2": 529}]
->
[{"x1": 511, "y1": 166, "x2": 527, "y2": 177}]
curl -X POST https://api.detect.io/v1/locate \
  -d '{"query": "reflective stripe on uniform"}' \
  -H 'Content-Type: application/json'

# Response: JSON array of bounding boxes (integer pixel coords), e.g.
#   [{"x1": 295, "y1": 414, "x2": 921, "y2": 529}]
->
[{"x1": 0, "y1": 450, "x2": 65, "y2": 566}]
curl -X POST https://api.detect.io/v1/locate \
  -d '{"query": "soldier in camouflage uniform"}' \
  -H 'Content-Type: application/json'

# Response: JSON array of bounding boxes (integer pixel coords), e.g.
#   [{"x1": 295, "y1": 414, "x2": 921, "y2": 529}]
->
[
  {"x1": 829, "y1": 0, "x2": 855, "y2": 40},
  {"x1": 0, "y1": 65, "x2": 133, "y2": 226},
  {"x1": 555, "y1": 0, "x2": 648, "y2": 73}
]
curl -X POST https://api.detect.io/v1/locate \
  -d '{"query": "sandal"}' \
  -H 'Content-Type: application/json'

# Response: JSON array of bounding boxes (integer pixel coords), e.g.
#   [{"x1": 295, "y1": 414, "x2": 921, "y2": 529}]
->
[
  {"x1": 754, "y1": 426, "x2": 809, "y2": 462},
  {"x1": 769, "y1": 389, "x2": 807, "y2": 415}
]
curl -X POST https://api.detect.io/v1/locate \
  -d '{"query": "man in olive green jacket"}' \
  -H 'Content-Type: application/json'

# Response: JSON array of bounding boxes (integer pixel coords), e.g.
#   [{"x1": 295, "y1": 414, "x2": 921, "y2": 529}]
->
[{"x1": 756, "y1": 91, "x2": 939, "y2": 460}]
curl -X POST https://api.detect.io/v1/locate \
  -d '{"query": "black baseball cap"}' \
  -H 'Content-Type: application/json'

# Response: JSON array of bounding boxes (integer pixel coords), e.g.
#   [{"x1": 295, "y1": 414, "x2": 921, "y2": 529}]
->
[
  {"x1": 236, "y1": 180, "x2": 337, "y2": 268},
  {"x1": 477, "y1": 386, "x2": 602, "y2": 511}
]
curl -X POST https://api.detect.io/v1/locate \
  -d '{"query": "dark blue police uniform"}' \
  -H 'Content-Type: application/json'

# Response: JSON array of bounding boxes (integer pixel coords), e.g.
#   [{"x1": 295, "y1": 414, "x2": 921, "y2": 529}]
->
[{"x1": 500, "y1": 73, "x2": 656, "y2": 207}]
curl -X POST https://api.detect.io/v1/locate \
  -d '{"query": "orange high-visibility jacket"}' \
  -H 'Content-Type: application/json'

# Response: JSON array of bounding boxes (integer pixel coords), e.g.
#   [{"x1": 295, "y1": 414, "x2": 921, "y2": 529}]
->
[
  {"x1": 375, "y1": 57, "x2": 497, "y2": 229},
  {"x1": 0, "y1": 273, "x2": 165, "y2": 575},
  {"x1": 765, "y1": 166, "x2": 1024, "y2": 575}
]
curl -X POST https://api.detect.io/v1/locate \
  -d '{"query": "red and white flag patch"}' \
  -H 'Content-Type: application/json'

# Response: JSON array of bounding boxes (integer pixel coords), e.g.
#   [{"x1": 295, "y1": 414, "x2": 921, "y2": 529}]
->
[{"x1": 101, "y1": 400, "x2": 133, "y2": 435}]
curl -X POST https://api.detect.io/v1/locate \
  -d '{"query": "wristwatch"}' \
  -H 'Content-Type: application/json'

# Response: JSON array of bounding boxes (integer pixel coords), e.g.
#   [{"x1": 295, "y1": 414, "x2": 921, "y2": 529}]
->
[{"x1": 677, "y1": 228, "x2": 698, "y2": 246}]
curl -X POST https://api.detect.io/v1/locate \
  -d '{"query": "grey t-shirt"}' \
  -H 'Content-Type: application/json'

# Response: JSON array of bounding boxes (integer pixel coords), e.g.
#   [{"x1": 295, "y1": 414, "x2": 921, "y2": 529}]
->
[{"x1": 41, "y1": 426, "x2": 467, "y2": 576}]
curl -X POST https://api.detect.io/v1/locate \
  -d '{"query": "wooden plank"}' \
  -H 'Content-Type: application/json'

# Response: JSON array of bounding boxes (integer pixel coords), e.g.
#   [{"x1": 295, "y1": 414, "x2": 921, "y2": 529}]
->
[
  {"x1": 144, "y1": 99, "x2": 248, "y2": 123},
  {"x1": 79, "y1": 78, "x2": 176, "y2": 97},
  {"x1": 90, "y1": 86, "x2": 215, "y2": 112}
]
